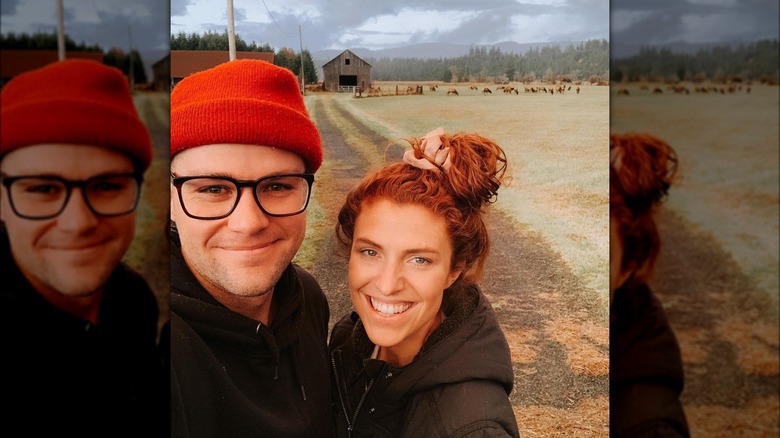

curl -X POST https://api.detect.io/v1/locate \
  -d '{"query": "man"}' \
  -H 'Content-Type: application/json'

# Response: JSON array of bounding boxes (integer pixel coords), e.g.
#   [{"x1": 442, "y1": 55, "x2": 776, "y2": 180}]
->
[
  {"x1": 169, "y1": 59, "x2": 333, "y2": 437},
  {"x1": 0, "y1": 59, "x2": 168, "y2": 435}
]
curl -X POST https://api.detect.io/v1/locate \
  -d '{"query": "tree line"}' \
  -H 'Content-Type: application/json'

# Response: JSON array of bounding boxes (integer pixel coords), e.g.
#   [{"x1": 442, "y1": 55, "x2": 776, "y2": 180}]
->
[
  {"x1": 611, "y1": 39, "x2": 779, "y2": 83},
  {"x1": 1, "y1": 31, "x2": 148, "y2": 83},
  {"x1": 170, "y1": 30, "x2": 317, "y2": 84},
  {"x1": 366, "y1": 39, "x2": 609, "y2": 83}
]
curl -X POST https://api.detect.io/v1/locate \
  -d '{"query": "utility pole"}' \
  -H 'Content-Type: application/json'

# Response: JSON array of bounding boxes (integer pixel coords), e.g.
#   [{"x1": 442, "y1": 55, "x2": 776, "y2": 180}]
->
[
  {"x1": 299, "y1": 25, "x2": 304, "y2": 94},
  {"x1": 56, "y1": 0, "x2": 65, "y2": 60},
  {"x1": 128, "y1": 25, "x2": 135, "y2": 93},
  {"x1": 226, "y1": 0, "x2": 236, "y2": 61}
]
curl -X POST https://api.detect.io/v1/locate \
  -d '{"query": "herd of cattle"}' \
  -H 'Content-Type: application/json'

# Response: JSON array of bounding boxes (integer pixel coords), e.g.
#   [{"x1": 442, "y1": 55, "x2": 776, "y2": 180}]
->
[
  {"x1": 615, "y1": 83, "x2": 757, "y2": 96},
  {"x1": 363, "y1": 83, "x2": 582, "y2": 97}
]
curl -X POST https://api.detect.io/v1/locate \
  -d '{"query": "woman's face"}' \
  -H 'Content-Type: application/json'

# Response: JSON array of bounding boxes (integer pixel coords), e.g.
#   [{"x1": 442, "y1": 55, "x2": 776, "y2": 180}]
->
[{"x1": 348, "y1": 198, "x2": 462, "y2": 366}]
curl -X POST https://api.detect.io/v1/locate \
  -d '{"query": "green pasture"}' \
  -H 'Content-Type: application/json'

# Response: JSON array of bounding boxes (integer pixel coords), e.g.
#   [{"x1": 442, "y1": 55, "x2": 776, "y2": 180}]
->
[
  {"x1": 611, "y1": 84, "x2": 780, "y2": 301},
  {"x1": 306, "y1": 83, "x2": 611, "y2": 302}
]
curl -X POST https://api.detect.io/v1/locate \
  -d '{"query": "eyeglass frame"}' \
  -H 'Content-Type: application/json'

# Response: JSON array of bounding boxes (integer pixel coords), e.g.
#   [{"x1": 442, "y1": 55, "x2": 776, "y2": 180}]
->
[
  {"x1": 0, "y1": 173, "x2": 144, "y2": 220},
  {"x1": 170, "y1": 173, "x2": 315, "y2": 220}
]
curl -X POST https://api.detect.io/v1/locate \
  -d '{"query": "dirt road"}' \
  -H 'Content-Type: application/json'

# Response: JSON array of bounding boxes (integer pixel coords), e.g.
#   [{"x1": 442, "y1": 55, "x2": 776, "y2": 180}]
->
[
  {"x1": 298, "y1": 94, "x2": 610, "y2": 436},
  {"x1": 652, "y1": 208, "x2": 779, "y2": 436}
]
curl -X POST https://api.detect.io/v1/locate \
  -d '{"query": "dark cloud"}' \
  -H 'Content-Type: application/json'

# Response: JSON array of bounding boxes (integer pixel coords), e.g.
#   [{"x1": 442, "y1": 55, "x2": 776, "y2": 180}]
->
[
  {"x1": 612, "y1": 0, "x2": 779, "y2": 56},
  {"x1": 171, "y1": 0, "x2": 193, "y2": 17},
  {"x1": 1, "y1": 0, "x2": 21, "y2": 17},
  {"x1": 439, "y1": 10, "x2": 516, "y2": 45},
  {"x1": 232, "y1": 7, "x2": 247, "y2": 23}
]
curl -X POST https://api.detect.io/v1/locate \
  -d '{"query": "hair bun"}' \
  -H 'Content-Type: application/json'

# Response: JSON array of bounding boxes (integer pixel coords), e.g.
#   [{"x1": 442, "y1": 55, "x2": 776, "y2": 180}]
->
[
  {"x1": 436, "y1": 133, "x2": 508, "y2": 210},
  {"x1": 610, "y1": 132, "x2": 678, "y2": 211}
]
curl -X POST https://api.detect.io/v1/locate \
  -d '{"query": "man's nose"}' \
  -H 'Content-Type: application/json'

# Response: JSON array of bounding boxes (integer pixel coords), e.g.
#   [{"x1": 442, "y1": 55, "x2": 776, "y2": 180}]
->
[
  {"x1": 226, "y1": 187, "x2": 271, "y2": 233},
  {"x1": 56, "y1": 188, "x2": 99, "y2": 232}
]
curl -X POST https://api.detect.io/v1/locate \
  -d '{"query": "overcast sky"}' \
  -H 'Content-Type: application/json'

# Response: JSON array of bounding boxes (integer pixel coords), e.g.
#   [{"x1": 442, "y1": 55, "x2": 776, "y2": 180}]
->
[
  {"x1": 170, "y1": 0, "x2": 609, "y2": 52},
  {"x1": 612, "y1": 0, "x2": 779, "y2": 55},
  {"x1": 3, "y1": 1, "x2": 777, "y2": 59}
]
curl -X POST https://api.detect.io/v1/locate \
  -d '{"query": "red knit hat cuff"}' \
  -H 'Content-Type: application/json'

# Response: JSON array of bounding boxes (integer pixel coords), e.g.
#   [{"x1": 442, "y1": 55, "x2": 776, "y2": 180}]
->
[
  {"x1": 171, "y1": 98, "x2": 322, "y2": 172},
  {"x1": 1, "y1": 98, "x2": 153, "y2": 170}
]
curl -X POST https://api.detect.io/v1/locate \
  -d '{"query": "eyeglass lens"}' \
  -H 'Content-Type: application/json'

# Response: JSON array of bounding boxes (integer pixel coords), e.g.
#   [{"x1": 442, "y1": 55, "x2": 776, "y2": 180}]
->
[
  {"x1": 178, "y1": 175, "x2": 311, "y2": 218},
  {"x1": 7, "y1": 175, "x2": 140, "y2": 219}
]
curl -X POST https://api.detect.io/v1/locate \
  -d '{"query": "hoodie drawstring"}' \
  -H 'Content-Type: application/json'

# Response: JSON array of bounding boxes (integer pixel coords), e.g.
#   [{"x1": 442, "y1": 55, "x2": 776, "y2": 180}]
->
[
  {"x1": 256, "y1": 322, "x2": 307, "y2": 401},
  {"x1": 256, "y1": 322, "x2": 280, "y2": 379},
  {"x1": 290, "y1": 328, "x2": 307, "y2": 401}
]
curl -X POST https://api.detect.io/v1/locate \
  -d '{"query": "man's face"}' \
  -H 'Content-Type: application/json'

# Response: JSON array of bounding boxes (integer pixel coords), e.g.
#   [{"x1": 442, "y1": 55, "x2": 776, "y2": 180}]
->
[
  {"x1": 171, "y1": 144, "x2": 308, "y2": 302},
  {"x1": 0, "y1": 144, "x2": 137, "y2": 298}
]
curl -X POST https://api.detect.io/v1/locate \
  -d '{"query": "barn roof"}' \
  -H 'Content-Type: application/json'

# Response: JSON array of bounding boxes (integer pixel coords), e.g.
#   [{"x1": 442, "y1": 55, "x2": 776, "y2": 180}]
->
[
  {"x1": 322, "y1": 49, "x2": 371, "y2": 68},
  {"x1": 170, "y1": 50, "x2": 275, "y2": 78},
  {"x1": 1, "y1": 49, "x2": 104, "y2": 79}
]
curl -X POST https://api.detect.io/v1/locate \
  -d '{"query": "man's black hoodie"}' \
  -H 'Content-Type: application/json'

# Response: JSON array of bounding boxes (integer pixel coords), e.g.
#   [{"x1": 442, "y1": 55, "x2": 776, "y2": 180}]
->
[{"x1": 169, "y1": 230, "x2": 333, "y2": 437}]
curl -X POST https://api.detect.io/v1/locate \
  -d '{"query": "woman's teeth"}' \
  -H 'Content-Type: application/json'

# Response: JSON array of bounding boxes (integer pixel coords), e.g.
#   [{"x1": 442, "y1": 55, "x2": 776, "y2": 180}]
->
[{"x1": 370, "y1": 297, "x2": 412, "y2": 315}]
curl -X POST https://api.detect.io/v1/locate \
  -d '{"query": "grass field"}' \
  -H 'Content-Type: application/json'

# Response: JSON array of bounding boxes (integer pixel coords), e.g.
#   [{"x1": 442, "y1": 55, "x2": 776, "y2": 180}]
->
[
  {"x1": 308, "y1": 82, "x2": 611, "y2": 304},
  {"x1": 611, "y1": 83, "x2": 779, "y2": 304},
  {"x1": 612, "y1": 82, "x2": 779, "y2": 437}
]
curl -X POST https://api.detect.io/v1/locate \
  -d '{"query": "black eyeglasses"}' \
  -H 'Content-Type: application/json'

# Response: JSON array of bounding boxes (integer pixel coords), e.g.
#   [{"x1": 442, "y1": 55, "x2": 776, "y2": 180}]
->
[
  {"x1": 1, "y1": 173, "x2": 143, "y2": 220},
  {"x1": 171, "y1": 173, "x2": 315, "y2": 220}
]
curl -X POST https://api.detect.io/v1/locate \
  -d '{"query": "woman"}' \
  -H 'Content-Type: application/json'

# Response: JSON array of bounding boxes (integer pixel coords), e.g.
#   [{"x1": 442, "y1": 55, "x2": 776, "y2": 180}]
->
[
  {"x1": 609, "y1": 132, "x2": 690, "y2": 437},
  {"x1": 329, "y1": 128, "x2": 520, "y2": 437}
]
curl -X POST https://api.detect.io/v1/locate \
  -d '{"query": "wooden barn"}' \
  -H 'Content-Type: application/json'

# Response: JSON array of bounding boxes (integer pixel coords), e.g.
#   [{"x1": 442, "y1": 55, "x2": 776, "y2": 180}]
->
[
  {"x1": 151, "y1": 53, "x2": 170, "y2": 92},
  {"x1": 170, "y1": 50, "x2": 274, "y2": 88},
  {"x1": 322, "y1": 50, "x2": 371, "y2": 92},
  {"x1": 1, "y1": 50, "x2": 103, "y2": 87}
]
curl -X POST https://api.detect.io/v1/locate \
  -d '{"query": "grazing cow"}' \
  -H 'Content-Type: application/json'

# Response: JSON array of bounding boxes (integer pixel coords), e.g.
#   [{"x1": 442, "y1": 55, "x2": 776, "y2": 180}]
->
[
  {"x1": 482, "y1": 87, "x2": 492, "y2": 95},
  {"x1": 617, "y1": 88, "x2": 630, "y2": 95},
  {"x1": 429, "y1": 85, "x2": 437, "y2": 91},
  {"x1": 568, "y1": 85, "x2": 571, "y2": 91},
  {"x1": 653, "y1": 87, "x2": 663, "y2": 94},
  {"x1": 447, "y1": 88, "x2": 459, "y2": 96},
  {"x1": 469, "y1": 86, "x2": 478, "y2": 90},
  {"x1": 576, "y1": 86, "x2": 580, "y2": 94}
]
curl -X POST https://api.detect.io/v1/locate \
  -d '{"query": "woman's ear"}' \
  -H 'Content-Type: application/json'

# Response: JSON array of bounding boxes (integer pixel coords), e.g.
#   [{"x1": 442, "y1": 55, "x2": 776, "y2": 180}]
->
[
  {"x1": 615, "y1": 267, "x2": 632, "y2": 290},
  {"x1": 445, "y1": 266, "x2": 464, "y2": 289}
]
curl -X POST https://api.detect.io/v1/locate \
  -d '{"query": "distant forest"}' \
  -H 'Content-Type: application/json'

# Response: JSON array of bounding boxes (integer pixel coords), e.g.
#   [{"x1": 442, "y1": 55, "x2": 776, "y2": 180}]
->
[
  {"x1": 366, "y1": 39, "x2": 609, "y2": 83},
  {"x1": 1, "y1": 31, "x2": 148, "y2": 83},
  {"x1": 611, "y1": 39, "x2": 779, "y2": 83},
  {"x1": 170, "y1": 31, "x2": 318, "y2": 84}
]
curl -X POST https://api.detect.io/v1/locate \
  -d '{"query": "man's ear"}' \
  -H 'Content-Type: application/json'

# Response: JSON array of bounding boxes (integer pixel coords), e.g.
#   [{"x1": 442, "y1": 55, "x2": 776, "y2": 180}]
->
[{"x1": 170, "y1": 183, "x2": 177, "y2": 221}]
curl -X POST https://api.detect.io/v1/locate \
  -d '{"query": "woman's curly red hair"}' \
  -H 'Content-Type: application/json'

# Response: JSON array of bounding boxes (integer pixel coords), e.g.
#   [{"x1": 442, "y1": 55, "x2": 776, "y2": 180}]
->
[{"x1": 610, "y1": 132, "x2": 678, "y2": 285}]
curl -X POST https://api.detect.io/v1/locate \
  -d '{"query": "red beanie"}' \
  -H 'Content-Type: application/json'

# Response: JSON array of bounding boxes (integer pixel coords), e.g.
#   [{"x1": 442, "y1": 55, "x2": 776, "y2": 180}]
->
[
  {"x1": 170, "y1": 59, "x2": 322, "y2": 173},
  {"x1": 0, "y1": 59, "x2": 153, "y2": 171}
]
